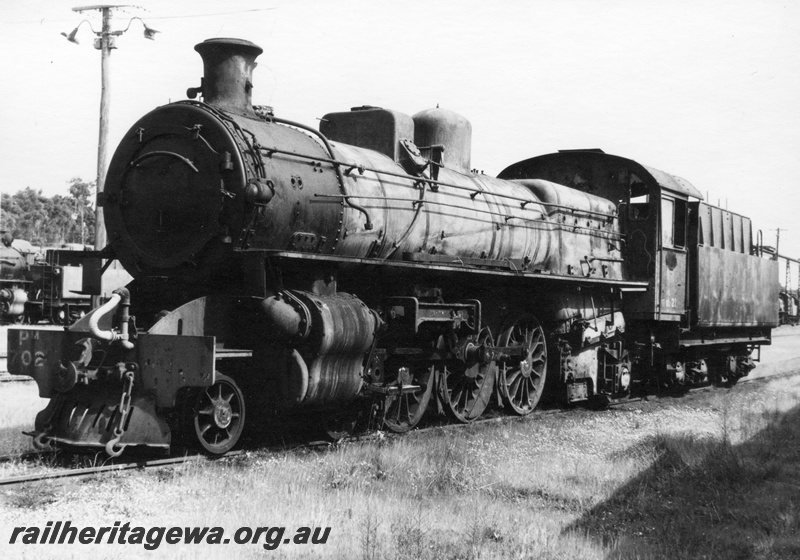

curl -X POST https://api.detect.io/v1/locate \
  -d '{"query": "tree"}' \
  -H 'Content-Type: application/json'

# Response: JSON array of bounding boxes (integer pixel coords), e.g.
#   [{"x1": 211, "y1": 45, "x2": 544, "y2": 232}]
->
[
  {"x1": 10, "y1": 188, "x2": 48, "y2": 245},
  {"x1": 0, "y1": 179, "x2": 96, "y2": 247},
  {"x1": 66, "y1": 177, "x2": 96, "y2": 245}
]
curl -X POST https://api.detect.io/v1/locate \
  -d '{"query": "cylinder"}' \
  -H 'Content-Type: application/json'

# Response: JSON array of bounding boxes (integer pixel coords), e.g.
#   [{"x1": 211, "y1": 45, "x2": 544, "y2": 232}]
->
[{"x1": 259, "y1": 292, "x2": 378, "y2": 407}]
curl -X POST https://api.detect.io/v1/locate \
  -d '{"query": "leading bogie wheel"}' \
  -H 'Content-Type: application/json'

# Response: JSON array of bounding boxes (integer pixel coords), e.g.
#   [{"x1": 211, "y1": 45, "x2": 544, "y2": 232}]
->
[
  {"x1": 192, "y1": 373, "x2": 245, "y2": 455},
  {"x1": 498, "y1": 314, "x2": 547, "y2": 415}
]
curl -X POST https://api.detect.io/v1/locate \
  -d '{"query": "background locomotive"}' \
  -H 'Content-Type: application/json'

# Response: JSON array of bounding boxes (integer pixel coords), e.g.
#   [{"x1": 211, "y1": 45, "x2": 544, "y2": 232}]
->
[
  {"x1": 0, "y1": 233, "x2": 32, "y2": 323},
  {"x1": 7, "y1": 38, "x2": 779, "y2": 456},
  {"x1": 0, "y1": 236, "x2": 130, "y2": 325}
]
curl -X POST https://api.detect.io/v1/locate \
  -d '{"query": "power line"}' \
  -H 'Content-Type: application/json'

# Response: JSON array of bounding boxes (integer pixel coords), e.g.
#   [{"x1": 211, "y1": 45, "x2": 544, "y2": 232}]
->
[{"x1": 146, "y1": 7, "x2": 276, "y2": 19}]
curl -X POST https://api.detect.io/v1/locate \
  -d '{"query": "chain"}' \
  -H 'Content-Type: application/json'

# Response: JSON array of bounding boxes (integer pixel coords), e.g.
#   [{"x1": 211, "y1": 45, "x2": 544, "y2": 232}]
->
[
  {"x1": 32, "y1": 418, "x2": 55, "y2": 451},
  {"x1": 104, "y1": 368, "x2": 135, "y2": 457}
]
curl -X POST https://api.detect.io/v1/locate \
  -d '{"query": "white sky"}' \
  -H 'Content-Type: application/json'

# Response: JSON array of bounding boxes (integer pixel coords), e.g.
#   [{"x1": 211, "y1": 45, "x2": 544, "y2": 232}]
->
[{"x1": 2, "y1": 0, "x2": 800, "y2": 269}]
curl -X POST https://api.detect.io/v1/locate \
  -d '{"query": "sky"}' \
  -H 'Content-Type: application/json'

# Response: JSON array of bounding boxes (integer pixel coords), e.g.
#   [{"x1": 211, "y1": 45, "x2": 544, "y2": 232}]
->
[{"x1": 1, "y1": 0, "x2": 800, "y2": 276}]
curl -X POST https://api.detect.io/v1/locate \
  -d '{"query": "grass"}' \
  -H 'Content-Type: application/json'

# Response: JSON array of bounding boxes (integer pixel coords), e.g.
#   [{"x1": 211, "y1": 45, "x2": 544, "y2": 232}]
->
[
  {"x1": 0, "y1": 382, "x2": 47, "y2": 457},
  {"x1": 571, "y1": 421, "x2": 800, "y2": 559},
  {"x1": 0, "y1": 376, "x2": 798, "y2": 559}
]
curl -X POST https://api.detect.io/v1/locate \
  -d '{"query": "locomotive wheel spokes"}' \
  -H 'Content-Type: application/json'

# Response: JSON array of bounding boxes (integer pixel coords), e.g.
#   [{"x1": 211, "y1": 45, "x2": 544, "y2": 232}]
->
[
  {"x1": 442, "y1": 330, "x2": 497, "y2": 423},
  {"x1": 193, "y1": 373, "x2": 245, "y2": 455},
  {"x1": 383, "y1": 366, "x2": 434, "y2": 433},
  {"x1": 499, "y1": 314, "x2": 547, "y2": 415}
]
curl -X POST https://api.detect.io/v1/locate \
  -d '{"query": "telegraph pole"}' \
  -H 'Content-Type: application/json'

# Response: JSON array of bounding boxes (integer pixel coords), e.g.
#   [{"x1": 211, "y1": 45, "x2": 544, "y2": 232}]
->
[
  {"x1": 66, "y1": 5, "x2": 158, "y2": 251},
  {"x1": 70, "y1": 5, "x2": 121, "y2": 251},
  {"x1": 95, "y1": 5, "x2": 112, "y2": 251}
]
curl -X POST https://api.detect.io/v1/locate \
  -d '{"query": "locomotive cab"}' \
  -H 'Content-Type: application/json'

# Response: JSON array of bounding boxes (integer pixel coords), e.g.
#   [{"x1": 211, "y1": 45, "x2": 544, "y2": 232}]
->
[
  {"x1": 500, "y1": 150, "x2": 779, "y2": 388},
  {"x1": 499, "y1": 150, "x2": 702, "y2": 321},
  {"x1": 623, "y1": 170, "x2": 696, "y2": 322}
]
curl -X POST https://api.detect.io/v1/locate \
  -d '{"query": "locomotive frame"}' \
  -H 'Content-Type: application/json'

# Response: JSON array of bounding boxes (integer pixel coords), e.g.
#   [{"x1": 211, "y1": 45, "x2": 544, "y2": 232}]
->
[{"x1": 7, "y1": 38, "x2": 779, "y2": 457}]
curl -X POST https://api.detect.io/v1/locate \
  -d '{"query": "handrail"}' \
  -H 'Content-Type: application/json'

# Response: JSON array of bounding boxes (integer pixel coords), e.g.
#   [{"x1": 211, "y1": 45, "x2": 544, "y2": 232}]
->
[
  {"x1": 259, "y1": 145, "x2": 617, "y2": 221},
  {"x1": 269, "y1": 116, "x2": 374, "y2": 230}
]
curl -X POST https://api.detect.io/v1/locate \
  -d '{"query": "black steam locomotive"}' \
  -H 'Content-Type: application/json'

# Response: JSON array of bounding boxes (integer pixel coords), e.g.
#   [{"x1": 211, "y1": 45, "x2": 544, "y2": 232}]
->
[
  {"x1": 0, "y1": 233, "x2": 31, "y2": 323},
  {"x1": 7, "y1": 38, "x2": 778, "y2": 456},
  {"x1": 0, "y1": 235, "x2": 109, "y2": 325}
]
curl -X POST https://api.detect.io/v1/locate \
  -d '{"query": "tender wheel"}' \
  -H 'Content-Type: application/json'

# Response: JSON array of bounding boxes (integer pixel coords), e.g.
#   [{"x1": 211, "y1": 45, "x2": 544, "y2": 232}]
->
[
  {"x1": 441, "y1": 330, "x2": 497, "y2": 423},
  {"x1": 192, "y1": 373, "x2": 245, "y2": 455},
  {"x1": 716, "y1": 370, "x2": 739, "y2": 388},
  {"x1": 498, "y1": 314, "x2": 547, "y2": 415},
  {"x1": 383, "y1": 366, "x2": 434, "y2": 433},
  {"x1": 713, "y1": 355, "x2": 743, "y2": 387}
]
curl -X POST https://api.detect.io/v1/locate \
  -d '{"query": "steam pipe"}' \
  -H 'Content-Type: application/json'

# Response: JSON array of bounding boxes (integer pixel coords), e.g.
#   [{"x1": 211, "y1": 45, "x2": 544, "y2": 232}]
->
[
  {"x1": 89, "y1": 294, "x2": 120, "y2": 342},
  {"x1": 258, "y1": 144, "x2": 615, "y2": 220},
  {"x1": 88, "y1": 288, "x2": 134, "y2": 349},
  {"x1": 115, "y1": 287, "x2": 134, "y2": 350}
]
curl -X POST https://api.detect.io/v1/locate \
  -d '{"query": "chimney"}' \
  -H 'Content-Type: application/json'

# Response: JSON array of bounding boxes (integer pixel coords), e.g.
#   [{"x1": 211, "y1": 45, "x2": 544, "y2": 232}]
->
[{"x1": 191, "y1": 38, "x2": 263, "y2": 115}]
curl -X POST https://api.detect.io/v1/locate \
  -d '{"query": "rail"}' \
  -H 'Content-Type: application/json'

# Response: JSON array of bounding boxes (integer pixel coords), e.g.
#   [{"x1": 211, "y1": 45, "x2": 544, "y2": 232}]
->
[{"x1": 2, "y1": 367, "x2": 786, "y2": 487}]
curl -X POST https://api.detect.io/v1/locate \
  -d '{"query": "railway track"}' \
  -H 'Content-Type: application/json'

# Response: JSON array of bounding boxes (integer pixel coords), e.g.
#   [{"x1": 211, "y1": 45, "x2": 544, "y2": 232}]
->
[
  {"x1": 0, "y1": 368, "x2": 795, "y2": 488},
  {"x1": 0, "y1": 376, "x2": 32, "y2": 383},
  {"x1": 0, "y1": 401, "x2": 576, "y2": 488},
  {"x1": 0, "y1": 454, "x2": 214, "y2": 487}
]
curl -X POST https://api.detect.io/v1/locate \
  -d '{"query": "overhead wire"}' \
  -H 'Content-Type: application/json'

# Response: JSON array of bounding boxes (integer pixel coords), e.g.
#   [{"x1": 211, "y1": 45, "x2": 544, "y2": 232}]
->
[{"x1": 144, "y1": 8, "x2": 277, "y2": 20}]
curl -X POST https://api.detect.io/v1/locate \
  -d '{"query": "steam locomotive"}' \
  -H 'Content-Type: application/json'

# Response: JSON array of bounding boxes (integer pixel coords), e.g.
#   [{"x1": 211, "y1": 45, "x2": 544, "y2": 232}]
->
[
  {"x1": 0, "y1": 236, "x2": 123, "y2": 325},
  {"x1": 7, "y1": 38, "x2": 779, "y2": 457},
  {"x1": 0, "y1": 233, "x2": 31, "y2": 323}
]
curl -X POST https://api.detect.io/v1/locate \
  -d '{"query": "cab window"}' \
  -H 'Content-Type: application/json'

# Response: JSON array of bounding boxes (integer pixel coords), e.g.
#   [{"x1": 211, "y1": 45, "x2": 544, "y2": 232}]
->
[
  {"x1": 628, "y1": 175, "x2": 649, "y2": 220},
  {"x1": 661, "y1": 197, "x2": 687, "y2": 248}
]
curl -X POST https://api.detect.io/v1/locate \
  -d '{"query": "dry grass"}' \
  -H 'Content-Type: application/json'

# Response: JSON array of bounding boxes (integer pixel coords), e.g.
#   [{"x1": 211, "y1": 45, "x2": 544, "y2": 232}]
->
[
  {"x1": 0, "y1": 382, "x2": 46, "y2": 457},
  {"x1": 0, "y1": 376, "x2": 799, "y2": 559}
]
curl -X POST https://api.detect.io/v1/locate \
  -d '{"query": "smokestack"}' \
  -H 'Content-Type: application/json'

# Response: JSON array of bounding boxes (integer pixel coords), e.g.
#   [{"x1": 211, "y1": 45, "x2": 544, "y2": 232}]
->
[{"x1": 191, "y1": 38, "x2": 263, "y2": 115}]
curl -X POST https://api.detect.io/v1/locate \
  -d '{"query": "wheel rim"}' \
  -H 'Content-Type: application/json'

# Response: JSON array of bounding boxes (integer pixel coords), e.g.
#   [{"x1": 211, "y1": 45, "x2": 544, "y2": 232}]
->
[
  {"x1": 442, "y1": 331, "x2": 496, "y2": 423},
  {"x1": 499, "y1": 315, "x2": 546, "y2": 415},
  {"x1": 193, "y1": 374, "x2": 245, "y2": 454},
  {"x1": 383, "y1": 366, "x2": 434, "y2": 433}
]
